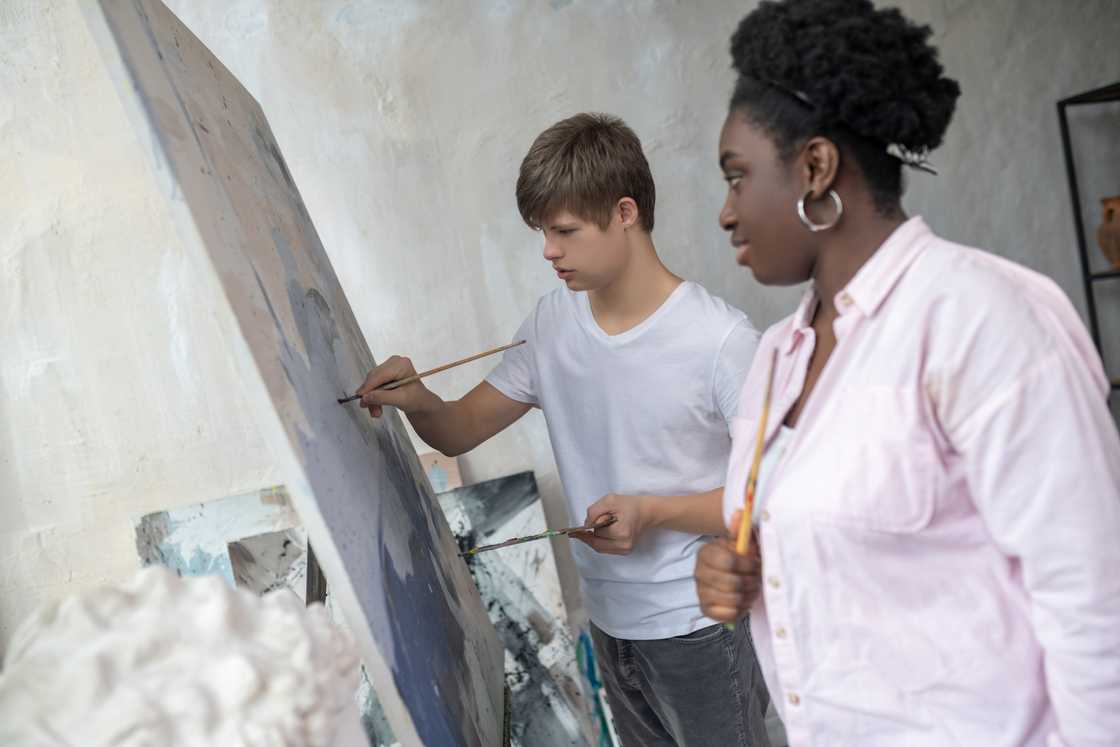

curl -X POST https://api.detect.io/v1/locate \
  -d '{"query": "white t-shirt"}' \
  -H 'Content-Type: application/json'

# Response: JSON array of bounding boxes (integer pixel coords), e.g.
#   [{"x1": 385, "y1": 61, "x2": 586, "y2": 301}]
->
[{"x1": 486, "y1": 280, "x2": 759, "y2": 639}]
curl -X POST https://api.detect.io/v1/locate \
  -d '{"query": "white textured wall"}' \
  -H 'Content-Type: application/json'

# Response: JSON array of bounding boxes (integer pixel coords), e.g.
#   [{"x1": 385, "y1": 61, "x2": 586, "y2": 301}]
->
[
  {"x1": 2, "y1": 0, "x2": 1118, "y2": 651},
  {"x1": 0, "y1": 1, "x2": 281, "y2": 651},
  {"x1": 901, "y1": 0, "x2": 1120, "y2": 409}
]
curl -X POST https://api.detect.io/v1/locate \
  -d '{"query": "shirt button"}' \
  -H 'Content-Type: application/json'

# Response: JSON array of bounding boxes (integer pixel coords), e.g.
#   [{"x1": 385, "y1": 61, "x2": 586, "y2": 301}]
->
[
  {"x1": 775, "y1": 627, "x2": 787, "y2": 639},
  {"x1": 767, "y1": 576, "x2": 781, "y2": 589},
  {"x1": 761, "y1": 510, "x2": 771, "y2": 522},
  {"x1": 788, "y1": 692, "x2": 801, "y2": 706},
  {"x1": 839, "y1": 291, "x2": 853, "y2": 307}
]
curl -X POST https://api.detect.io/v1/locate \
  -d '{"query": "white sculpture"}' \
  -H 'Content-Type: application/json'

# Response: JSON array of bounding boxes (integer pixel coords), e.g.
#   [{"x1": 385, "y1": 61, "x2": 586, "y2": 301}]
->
[{"x1": 0, "y1": 567, "x2": 365, "y2": 747}]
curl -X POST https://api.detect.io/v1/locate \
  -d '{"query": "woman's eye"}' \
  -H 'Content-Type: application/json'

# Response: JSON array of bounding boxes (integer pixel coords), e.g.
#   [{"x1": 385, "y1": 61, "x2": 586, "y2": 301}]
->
[{"x1": 725, "y1": 174, "x2": 743, "y2": 189}]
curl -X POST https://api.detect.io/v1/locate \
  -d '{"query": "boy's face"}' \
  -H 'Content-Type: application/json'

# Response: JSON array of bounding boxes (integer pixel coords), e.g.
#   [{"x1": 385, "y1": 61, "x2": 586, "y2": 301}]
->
[{"x1": 539, "y1": 207, "x2": 630, "y2": 292}]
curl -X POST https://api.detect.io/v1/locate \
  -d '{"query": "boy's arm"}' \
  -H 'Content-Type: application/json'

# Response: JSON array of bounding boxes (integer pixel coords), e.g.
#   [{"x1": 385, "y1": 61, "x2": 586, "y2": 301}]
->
[
  {"x1": 357, "y1": 355, "x2": 531, "y2": 457},
  {"x1": 579, "y1": 317, "x2": 759, "y2": 554},
  {"x1": 577, "y1": 489, "x2": 726, "y2": 555},
  {"x1": 645, "y1": 489, "x2": 727, "y2": 535}
]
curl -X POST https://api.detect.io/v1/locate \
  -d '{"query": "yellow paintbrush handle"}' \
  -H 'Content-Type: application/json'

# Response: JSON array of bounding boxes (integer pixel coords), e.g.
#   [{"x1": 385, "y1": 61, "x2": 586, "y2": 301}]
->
[
  {"x1": 735, "y1": 403, "x2": 770, "y2": 555},
  {"x1": 725, "y1": 350, "x2": 778, "y2": 631},
  {"x1": 736, "y1": 485, "x2": 755, "y2": 555}
]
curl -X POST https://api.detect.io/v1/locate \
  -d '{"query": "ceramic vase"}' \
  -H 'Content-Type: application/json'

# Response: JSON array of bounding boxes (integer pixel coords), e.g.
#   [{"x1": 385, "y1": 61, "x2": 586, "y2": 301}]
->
[{"x1": 1097, "y1": 196, "x2": 1120, "y2": 269}]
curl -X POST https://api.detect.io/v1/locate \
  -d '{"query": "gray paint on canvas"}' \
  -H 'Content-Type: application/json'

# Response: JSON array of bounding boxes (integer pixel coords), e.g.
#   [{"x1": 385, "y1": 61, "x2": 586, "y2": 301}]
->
[
  {"x1": 441, "y1": 470, "x2": 540, "y2": 542},
  {"x1": 228, "y1": 529, "x2": 307, "y2": 598},
  {"x1": 88, "y1": 2, "x2": 503, "y2": 743}
]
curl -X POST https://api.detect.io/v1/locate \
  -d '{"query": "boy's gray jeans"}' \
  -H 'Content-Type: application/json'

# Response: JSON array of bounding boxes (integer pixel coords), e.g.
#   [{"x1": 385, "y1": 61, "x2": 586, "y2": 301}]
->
[{"x1": 591, "y1": 619, "x2": 772, "y2": 746}]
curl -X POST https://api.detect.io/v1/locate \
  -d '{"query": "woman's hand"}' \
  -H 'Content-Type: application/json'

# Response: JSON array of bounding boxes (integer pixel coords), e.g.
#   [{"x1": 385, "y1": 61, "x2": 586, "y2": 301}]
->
[{"x1": 695, "y1": 511, "x2": 762, "y2": 623}]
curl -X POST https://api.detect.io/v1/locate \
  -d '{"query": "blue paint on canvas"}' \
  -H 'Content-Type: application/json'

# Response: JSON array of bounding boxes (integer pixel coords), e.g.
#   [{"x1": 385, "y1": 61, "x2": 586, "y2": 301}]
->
[{"x1": 97, "y1": 2, "x2": 504, "y2": 743}]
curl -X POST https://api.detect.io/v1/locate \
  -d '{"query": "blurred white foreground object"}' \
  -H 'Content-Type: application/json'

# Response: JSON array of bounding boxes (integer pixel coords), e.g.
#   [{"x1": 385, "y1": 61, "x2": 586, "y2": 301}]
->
[{"x1": 0, "y1": 566, "x2": 364, "y2": 747}]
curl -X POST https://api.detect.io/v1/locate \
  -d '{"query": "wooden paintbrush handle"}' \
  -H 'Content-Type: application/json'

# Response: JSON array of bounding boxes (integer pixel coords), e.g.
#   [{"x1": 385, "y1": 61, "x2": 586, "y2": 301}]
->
[
  {"x1": 735, "y1": 349, "x2": 779, "y2": 555},
  {"x1": 340, "y1": 340, "x2": 525, "y2": 403}
]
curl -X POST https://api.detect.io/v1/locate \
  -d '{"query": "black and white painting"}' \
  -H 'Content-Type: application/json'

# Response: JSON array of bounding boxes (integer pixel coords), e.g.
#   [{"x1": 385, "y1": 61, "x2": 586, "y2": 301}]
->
[{"x1": 439, "y1": 472, "x2": 598, "y2": 746}]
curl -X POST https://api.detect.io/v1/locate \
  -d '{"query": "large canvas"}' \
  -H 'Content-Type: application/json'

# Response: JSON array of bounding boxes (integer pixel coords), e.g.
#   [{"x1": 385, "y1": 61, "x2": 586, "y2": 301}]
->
[{"x1": 83, "y1": 2, "x2": 504, "y2": 744}]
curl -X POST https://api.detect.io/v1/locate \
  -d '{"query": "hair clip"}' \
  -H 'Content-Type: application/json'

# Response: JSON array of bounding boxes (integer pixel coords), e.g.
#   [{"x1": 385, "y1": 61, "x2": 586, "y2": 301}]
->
[
  {"x1": 886, "y1": 143, "x2": 938, "y2": 175},
  {"x1": 750, "y1": 76, "x2": 940, "y2": 176},
  {"x1": 759, "y1": 77, "x2": 814, "y2": 107}
]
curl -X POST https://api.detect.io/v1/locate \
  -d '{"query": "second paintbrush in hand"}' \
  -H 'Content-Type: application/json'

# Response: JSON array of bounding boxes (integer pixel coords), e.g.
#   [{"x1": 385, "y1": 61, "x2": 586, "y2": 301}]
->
[
  {"x1": 460, "y1": 514, "x2": 618, "y2": 557},
  {"x1": 735, "y1": 349, "x2": 778, "y2": 557},
  {"x1": 726, "y1": 348, "x2": 778, "y2": 631}
]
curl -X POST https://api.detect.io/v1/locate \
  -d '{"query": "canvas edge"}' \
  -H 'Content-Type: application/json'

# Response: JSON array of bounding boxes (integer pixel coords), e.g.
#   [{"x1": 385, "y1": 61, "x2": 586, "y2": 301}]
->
[{"x1": 76, "y1": 2, "x2": 426, "y2": 743}]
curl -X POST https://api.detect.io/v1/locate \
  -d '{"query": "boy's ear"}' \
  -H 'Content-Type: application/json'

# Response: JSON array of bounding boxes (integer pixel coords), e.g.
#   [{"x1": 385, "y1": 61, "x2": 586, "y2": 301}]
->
[{"x1": 616, "y1": 197, "x2": 640, "y2": 230}]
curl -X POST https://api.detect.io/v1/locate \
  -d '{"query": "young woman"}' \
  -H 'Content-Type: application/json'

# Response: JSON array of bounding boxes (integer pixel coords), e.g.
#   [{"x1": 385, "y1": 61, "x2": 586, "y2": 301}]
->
[{"x1": 695, "y1": 1, "x2": 1120, "y2": 745}]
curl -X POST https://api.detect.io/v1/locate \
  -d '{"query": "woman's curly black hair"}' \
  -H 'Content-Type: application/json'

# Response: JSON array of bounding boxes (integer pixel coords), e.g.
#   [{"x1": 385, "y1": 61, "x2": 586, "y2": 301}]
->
[{"x1": 729, "y1": 0, "x2": 960, "y2": 213}]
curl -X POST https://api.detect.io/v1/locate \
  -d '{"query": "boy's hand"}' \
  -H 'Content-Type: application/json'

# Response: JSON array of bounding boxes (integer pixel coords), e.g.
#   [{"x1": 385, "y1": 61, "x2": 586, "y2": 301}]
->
[
  {"x1": 575, "y1": 494, "x2": 656, "y2": 555},
  {"x1": 356, "y1": 356, "x2": 435, "y2": 418},
  {"x1": 694, "y1": 511, "x2": 762, "y2": 623}
]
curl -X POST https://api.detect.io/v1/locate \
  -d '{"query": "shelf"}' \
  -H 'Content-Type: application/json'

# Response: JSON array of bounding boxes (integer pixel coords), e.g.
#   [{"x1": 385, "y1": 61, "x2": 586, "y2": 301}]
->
[
  {"x1": 1059, "y1": 79, "x2": 1120, "y2": 364},
  {"x1": 1058, "y1": 81, "x2": 1120, "y2": 108}
]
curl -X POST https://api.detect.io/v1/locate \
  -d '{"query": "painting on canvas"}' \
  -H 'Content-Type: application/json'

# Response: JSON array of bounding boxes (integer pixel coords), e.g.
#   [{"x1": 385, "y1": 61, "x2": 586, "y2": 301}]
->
[
  {"x1": 439, "y1": 472, "x2": 598, "y2": 746},
  {"x1": 86, "y1": 2, "x2": 504, "y2": 744},
  {"x1": 134, "y1": 486, "x2": 305, "y2": 598}
]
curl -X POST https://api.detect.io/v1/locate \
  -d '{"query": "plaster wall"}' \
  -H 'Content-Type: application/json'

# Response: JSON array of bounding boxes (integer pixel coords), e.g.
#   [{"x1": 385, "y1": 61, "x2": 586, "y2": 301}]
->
[{"x1": 2, "y1": 0, "x2": 1117, "y2": 650}]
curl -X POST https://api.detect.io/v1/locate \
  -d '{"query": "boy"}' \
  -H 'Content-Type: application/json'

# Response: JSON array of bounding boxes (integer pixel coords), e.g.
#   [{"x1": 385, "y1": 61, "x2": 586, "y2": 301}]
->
[{"x1": 358, "y1": 113, "x2": 770, "y2": 746}]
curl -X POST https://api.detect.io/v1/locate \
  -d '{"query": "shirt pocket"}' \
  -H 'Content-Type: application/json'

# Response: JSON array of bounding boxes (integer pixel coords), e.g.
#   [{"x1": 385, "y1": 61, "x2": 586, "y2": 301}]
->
[{"x1": 809, "y1": 385, "x2": 938, "y2": 534}]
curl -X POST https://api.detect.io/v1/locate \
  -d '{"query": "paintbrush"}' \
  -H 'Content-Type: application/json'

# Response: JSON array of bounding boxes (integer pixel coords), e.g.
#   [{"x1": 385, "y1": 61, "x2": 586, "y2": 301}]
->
[
  {"x1": 727, "y1": 348, "x2": 778, "y2": 631},
  {"x1": 460, "y1": 514, "x2": 617, "y2": 557},
  {"x1": 338, "y1": 340, "x2": 526, "y2": 404}
]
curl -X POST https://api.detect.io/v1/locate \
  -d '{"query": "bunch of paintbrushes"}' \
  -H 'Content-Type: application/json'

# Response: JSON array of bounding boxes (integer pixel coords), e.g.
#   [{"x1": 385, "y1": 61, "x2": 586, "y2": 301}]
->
[
  {"x1": 727, "y1": 349, "x2": 778, "y2": 631},
  {"x1": 461, "y1": 514, "x2": 618, "y2": 557}
]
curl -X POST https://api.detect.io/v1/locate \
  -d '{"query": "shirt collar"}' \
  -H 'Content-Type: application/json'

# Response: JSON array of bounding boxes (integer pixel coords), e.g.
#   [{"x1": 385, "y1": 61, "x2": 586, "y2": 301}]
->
[
  {"x1": 836, "y1": 216, "x2": 931, "y2": 318},
  {"x1": 781, "y1": 216, "x2": 931, "y2": 354},
  {"x1": 784, "y1": 288, "x2": 818, "y2": 354}
]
